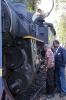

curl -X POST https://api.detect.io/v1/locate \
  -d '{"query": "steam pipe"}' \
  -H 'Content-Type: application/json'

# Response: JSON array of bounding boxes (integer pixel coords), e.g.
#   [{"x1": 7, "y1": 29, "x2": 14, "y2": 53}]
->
[
  {"x1": 47, "y1": 0, "x2": 54, "y2": 17},
  {"x1": 50, "y1": 0, "x2": 54, "y2": 13}
]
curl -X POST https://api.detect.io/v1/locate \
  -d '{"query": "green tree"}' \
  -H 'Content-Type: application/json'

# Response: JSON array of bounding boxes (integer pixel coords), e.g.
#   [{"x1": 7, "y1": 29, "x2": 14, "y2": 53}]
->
[
  {"x1": 7, "y1": 0, "x2": 41, "y2": 12},
  {"x1": 25, "y1": 0, "x2": 41, "y2": 12},
  {"x1": 56, "y1": 14, "x2": 66, "y2": 46},
  {"x1": 55, "y1": 0, "x2": 66, "y2": 46},
  {"x1": 55, "y1": 0, "x2": 66, "y2": 11}
]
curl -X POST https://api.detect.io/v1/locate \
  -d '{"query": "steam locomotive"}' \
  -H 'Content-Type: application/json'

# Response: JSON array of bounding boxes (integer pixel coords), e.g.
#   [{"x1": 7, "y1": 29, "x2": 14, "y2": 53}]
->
[{"x1": 1, "y1": 0, "x2": 56, "y2": 99}]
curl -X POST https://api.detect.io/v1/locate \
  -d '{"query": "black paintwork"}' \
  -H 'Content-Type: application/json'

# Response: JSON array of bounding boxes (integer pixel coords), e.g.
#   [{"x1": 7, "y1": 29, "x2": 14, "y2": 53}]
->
[{"x1": 1, "y1": 0, "x2": 56, "y2": 97}]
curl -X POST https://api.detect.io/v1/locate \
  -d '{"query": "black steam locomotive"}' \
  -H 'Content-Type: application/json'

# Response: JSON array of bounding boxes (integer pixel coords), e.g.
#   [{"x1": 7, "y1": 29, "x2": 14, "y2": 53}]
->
[{"x1": 1, "y1": 0, "x2": 56, "y2": 99}]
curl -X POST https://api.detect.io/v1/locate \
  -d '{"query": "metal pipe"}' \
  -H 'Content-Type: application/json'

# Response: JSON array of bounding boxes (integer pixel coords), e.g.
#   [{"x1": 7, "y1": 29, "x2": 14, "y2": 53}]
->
[
  {"x1": 50, "y1": 0, "x2": 54, "y2": 13},
  {"x1": 47, "y1": 0, "x2": 54, "y2": 17}
]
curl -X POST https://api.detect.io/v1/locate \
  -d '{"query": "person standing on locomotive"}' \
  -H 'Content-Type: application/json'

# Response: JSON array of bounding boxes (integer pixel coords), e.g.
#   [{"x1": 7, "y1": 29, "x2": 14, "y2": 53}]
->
[
  {"x1": 32, "y1": 8, "x2": 49, "y2": 22},
  {"x1": 44, "y1": 44, "x2": 54, "y2": 98}
]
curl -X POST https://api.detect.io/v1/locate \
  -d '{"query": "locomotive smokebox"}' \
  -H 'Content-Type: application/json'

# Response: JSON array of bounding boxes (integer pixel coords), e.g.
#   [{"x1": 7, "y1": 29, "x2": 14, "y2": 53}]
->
[
  {"x1": 10, "y1": 3, "x2": 29, "y2": 37},
  {"x1": 2, "y1": 1, "x2": 11, "y2": 46},
  {"x1": 12, "y1": 3, "x2": 27, "y2": 16},
  {"x1": 2, "y1": 0, "x2": 29, "y2": 46}
]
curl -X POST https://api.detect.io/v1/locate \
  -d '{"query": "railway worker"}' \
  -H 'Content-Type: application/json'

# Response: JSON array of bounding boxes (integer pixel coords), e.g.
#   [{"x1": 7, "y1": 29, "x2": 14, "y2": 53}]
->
[
  {"x1": 32, "y1": 8, "x2": 49, "y2": 22},
  {"x1": 44, "y1": 44, "x2": 54, "y2": 98},
  {"x1": 53, "y1": 40, "x2": 66, "y2": 97}
]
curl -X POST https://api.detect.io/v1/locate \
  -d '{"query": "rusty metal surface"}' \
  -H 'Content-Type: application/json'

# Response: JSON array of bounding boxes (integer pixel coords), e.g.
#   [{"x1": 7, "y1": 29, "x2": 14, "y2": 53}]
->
[
  {"x1": 3, "y1": 78, "x2": 14, "y2": 100},
  {"x1": 0, "y1": 94, "x2": 2, "y2": 100}
]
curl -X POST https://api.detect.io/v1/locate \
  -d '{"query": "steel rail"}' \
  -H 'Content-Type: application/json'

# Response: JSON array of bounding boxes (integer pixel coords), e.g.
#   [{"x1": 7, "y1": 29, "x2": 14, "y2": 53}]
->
[{"x1": 30, "y1": 82, "x2": 46, "y2": 100}]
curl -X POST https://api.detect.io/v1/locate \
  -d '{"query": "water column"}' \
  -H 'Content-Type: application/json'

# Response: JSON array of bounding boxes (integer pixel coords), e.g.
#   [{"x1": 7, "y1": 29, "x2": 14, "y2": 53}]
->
[{"x1": 0, "y1": 0, "x2": 2, "y2": 99}]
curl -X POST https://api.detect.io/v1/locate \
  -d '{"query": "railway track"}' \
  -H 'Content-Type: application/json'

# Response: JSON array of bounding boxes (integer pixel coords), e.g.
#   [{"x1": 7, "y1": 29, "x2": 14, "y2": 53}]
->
[{"x1": 30, "y1": 82, "x2": 46, "y2": 100}]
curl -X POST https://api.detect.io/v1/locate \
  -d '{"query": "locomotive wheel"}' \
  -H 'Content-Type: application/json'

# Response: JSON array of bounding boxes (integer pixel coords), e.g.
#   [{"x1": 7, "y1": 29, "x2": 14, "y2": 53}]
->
[
  {"x1": 8, "y1": 72, "x2": 29, "y2": 94},
  {"x1": 14, "y1": 38, "x2": 25, "y2": 50},
  {"x1": 5, "y1": 46, "x2": 24, "y2": 69}
]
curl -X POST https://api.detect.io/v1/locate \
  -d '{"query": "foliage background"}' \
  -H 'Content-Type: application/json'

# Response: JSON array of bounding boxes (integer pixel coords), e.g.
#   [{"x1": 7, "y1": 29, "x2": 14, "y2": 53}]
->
[
  {"x1": 55, "y1": 0, "x2": 66, "y2": 47},
  {"x1": 7, "y1": 0, "x2": 41, "y2": 12}
]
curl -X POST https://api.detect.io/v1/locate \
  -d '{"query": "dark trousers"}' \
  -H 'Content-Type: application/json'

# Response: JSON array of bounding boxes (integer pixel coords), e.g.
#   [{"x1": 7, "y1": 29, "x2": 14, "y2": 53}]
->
[
  {"x1": 55, "y1": 66, "x2": 66, "y2": 94},
  {"x1": 46, "y1": 67, "x2": 54, "y2": 94},
  {"x1": 54, "y1": 69, "x2": 56, "y2": 88},
  {"x1": 34, "y1": 16, "x2": 45, "y2": 24}
]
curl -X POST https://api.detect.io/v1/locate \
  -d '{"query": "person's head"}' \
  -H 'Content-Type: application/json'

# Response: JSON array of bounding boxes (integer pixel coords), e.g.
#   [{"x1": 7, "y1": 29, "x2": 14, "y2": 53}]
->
[
  {"x1": 37, "y1": 8, "x2": 42, "y2": 13},
  {"x1": 51, "y1": 46, "x2": 55, "y2": 52},
  {"x1": 44, "y1": 44, "x2": 50, "y2": 51},
  {"x1": 53, "y1": 40, "x2": 59, "y2": 48}
]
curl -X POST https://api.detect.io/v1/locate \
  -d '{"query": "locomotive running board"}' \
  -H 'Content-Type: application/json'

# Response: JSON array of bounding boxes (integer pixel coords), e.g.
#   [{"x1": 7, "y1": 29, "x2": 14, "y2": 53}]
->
[{"x1": 24, "y1": 36, "x2": 44, "y2": 42}]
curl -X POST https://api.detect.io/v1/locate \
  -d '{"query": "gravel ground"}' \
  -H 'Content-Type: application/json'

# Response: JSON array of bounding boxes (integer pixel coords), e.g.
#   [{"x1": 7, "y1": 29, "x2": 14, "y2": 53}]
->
[
  {"x1": 34, "y1": 67, "x2": 66, "y2": 100},
  {"x1": 34, "y1": 93, "x2": 66, "y2": 100}
]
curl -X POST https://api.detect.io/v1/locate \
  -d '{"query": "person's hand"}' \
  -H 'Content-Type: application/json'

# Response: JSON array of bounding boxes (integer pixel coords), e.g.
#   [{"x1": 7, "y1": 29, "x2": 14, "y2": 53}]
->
[
  {"x1": 46, "y1": 12, "x2": 49, "y2": 16},
  {"x1": 45, "y1": 12, "x2": 50, "y2": 17},
  {"x1": 43, "y1": 14, "x2": 46, "y2": 18},
  {"x1": 44, "y1": 67, "x2": 48, "y2": 73}
]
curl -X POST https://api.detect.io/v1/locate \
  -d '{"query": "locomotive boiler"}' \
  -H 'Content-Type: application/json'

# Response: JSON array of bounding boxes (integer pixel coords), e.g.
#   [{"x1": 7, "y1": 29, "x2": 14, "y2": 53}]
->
[{"x1": 1, "y1": 0, "x2": 56, "y2": 99}]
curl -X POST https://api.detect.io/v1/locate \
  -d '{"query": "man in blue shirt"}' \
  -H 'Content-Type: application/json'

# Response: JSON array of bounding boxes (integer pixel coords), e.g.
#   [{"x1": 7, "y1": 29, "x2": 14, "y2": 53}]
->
[{"x1": 53, "y1": 40, "x2": 66, "y2": 97}]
